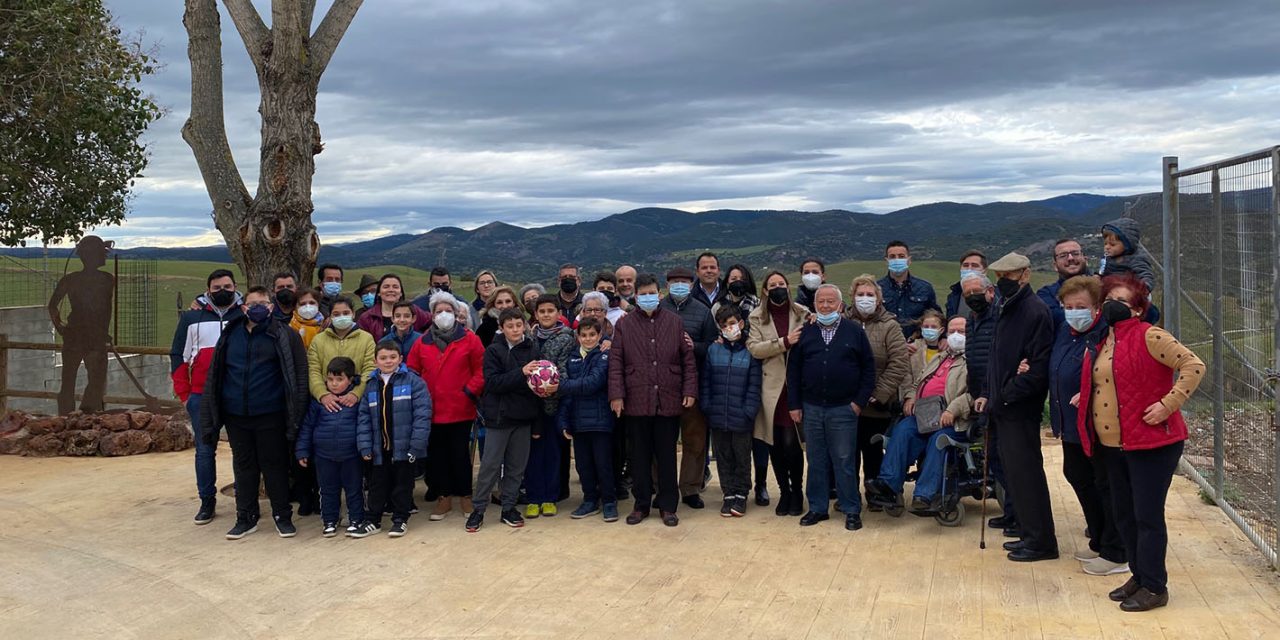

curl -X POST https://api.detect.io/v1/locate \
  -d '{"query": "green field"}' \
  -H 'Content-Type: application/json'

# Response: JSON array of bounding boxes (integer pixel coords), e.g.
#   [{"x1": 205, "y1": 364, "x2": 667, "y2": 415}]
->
[{"x1": 2, "y1": 257, "x2": 1056, "y2": 346}]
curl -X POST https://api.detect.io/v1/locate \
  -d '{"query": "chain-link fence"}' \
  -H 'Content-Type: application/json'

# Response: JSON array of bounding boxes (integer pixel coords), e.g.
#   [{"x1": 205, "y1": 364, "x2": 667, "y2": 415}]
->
[
  {"x1": 0, "y1": 252, "x2": 157, "y2": 346},
  {"x1": 1160, "y1": 147, "x2": 1279, "y2": 568}
]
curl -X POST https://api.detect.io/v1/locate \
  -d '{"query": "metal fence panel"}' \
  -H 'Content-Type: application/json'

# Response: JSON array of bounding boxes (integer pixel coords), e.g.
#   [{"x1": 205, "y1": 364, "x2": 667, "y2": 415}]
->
[{"x1": 1165, "y1": 148, "x2": 1278, "y2": 567}]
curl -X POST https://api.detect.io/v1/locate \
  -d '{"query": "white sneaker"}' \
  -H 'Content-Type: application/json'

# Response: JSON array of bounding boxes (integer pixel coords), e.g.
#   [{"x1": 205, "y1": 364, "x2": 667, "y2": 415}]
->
[
  {"x1": 1082, "y1": 557, "x2": 1130, "y2": 576},
  {"x1": 1074, "y1": 549, "x2": 1101, "y2": 562}
]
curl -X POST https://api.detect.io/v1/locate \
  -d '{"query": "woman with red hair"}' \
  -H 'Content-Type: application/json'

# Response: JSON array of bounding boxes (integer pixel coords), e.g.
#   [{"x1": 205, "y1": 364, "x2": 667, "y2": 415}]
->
[{"x1": 1077, "y1": 274, "x2": 1205, "y2": 612}]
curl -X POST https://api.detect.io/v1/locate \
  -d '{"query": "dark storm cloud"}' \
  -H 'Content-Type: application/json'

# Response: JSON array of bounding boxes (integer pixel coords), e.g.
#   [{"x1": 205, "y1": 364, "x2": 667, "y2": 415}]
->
[{"x1": 93, "y1": 0, "x2": 1280, "y2": 246}]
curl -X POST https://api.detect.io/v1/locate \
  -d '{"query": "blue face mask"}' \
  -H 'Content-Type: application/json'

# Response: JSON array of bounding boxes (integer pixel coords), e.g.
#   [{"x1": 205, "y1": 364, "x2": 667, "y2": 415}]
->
[
  {"x1": 636, "y1": 293, "x2": 660, "y2": 312},
  {"x1": 361, "y1": 292, "x2": 376, "y2": 308},
  {"x1": 322, "y1": 282, "x2": 342, "y2": 297},
  {"x1": 960, "y1": 269, "x2": 981, "y2": 282},
  {"x1": 887, "y1": 258, "x2": 909, "y2": 275},
  {"x1": 1064, "y1": 308, "x2": 1095, "y2": 332},
  {"x1": 246, "y1": 303, "x2": 272, "y2": 324},
  {"x1": 816, "y1": 311, "x2": 840, "y2": 326},
  {"x1": 668, "y1": 282, "x2": 691, "y2": 299},
  {"x1": 921, "y1": 327, "x2": 941, "y2": 342}
]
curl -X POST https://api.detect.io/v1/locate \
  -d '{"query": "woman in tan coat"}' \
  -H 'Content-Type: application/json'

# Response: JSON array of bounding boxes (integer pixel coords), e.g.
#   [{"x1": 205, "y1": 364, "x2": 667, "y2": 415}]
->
[
  {"x1": 844, "y1": 274, "x2": 910, "y2": 497},
  {"x1": 747, "y1": 271, "x2": 811, "y2": 516}
]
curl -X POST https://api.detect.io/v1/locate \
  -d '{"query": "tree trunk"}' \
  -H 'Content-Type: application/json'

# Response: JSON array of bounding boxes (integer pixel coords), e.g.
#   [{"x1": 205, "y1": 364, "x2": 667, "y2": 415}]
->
[{"x1": 184, "y1": 0, "x2": 362, "y2": 288}]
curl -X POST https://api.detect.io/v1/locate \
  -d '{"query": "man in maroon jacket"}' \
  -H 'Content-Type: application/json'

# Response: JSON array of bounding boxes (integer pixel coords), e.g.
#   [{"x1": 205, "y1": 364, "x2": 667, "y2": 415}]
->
[{"x1": 608, "y1": 273, "x2": 697, "y2": 526}]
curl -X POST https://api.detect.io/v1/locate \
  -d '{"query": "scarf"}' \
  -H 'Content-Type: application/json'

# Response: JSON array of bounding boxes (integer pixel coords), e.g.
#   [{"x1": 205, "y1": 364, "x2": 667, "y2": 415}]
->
[
  {"x1": 533, "y1": 321, "x2": 566, "y2": 342},
  {"x1": 430, "y1": 324, "x2": 462, "y2": 352}
]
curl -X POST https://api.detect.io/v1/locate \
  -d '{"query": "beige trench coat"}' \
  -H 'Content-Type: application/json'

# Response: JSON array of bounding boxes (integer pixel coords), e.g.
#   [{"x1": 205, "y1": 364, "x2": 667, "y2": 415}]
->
[{"x1": 746, "y1": 301, "x2": 811, "y2": 445}]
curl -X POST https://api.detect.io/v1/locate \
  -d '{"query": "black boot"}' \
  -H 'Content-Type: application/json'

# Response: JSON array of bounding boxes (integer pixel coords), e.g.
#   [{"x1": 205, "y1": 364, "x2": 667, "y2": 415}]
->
[
  {"x1": 774, "y1": 479, "x2": 790, "y2": 516},
  {"x1": 789, "y1": 487, "x2": 805, "y2": 516},
  {"x1": 194, "y1": 496, "x2": 216, "y2": 525},
  {"x1": 754, "y1": 483, "x2": 770, "y2": 507}
]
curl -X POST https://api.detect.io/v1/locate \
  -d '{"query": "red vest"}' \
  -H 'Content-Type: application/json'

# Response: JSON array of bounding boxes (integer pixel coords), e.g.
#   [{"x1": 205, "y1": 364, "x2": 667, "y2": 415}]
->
[{"x1": 1077, "y1": 319, "x2": 1188, "y2": 456}]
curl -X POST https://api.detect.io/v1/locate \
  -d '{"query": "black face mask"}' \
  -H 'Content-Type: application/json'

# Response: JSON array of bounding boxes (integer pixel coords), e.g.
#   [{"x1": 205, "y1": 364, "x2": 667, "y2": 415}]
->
[
  {"x1": 274, "y1": 288, "x2": 297, "y2": 309},
  {"x1": 727, "y1": 280, "x2": 748, "y2": 298},
  {"x1": 1102, "y1": 300, "x2": 1135, "y2": 326},
  {"x1": 432, "y1": 283, "x2": 450, "y2": 293},
  {"x1": 603, "y1": 291, "x2": 619, "y2": 307},
  {"x1": 560, "y1": 277, "x2": 578, "y2": 294},
  {"x1": 995, "y1": 277, "x2": 1021, "y2": 300},
  {"x1": 965, "y1": 293, "x2": 989, "y2": 314},
  {"x1": 210, "y1": 289, "x2": 235, "y2": 308},
  {"x1": 767, "y1": 287, "x2": 790, "y2": 305}
]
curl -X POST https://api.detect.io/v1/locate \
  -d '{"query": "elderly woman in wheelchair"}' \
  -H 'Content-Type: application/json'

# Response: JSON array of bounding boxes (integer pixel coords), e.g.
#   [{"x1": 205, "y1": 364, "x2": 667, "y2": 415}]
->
[{"x1": 866, "y1": 315, "x2": 974, "y2": 522}]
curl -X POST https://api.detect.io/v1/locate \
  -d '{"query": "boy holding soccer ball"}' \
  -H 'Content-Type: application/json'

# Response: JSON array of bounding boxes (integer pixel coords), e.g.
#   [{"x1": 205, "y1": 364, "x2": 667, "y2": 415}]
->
[{"x1": 466, "y1": 309, "x2": 544, "y2": 532}]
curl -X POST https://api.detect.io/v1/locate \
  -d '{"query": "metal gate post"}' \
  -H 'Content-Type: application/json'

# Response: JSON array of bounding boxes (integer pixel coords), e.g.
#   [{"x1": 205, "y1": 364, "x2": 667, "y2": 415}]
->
[
  {"x1": 1211, "y1": 168, "x2": 1226, "y2": 500},
  {"x1": 1163, "y1": 156, "x2": 1180, "y2": 338},
  {"x1": 1271, "y1": 147, "x2": 1280, "y2": 566}
]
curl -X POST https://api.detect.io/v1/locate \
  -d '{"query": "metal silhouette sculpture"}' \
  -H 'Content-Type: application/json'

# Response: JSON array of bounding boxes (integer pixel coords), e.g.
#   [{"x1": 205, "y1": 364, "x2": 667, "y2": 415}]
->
[{"x1": 47, "y1": 235, "x2": 115, "y2": 415}]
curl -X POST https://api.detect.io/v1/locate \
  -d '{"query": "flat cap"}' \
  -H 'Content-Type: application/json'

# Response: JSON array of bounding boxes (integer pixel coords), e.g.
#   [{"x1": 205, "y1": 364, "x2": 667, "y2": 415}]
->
[
  {"x1": 665, "y1": 266, "x2": 695, "y2": 281},
  {"x1": 989, "y1": 252, "x2": 1031, "y2": 272}
]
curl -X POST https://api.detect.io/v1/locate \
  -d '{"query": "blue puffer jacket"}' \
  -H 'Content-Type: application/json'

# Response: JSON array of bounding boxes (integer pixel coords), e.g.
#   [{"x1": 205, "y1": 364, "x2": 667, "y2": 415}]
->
[
  {"x1": 1048, "y1": 314, "x2": 1108, "y2": 441},
  {"x1": 700, "y1": 340, "x2": 762, "y2": 433},
  {"x1": 878, "y1": 274, "x2": 941, "y2": 338},
  {"x1": 357, "y1": 365, "x2": 432, "y2": 465},
  {"x1": 295, "y1": 385, "x2": 361, "y2": 462},
  {"x1": 556, "y1": 346, "x2": 614, "y2": 434},
  {"x1": 387, "y1": 327, "x2": 422, "y2": 357}
]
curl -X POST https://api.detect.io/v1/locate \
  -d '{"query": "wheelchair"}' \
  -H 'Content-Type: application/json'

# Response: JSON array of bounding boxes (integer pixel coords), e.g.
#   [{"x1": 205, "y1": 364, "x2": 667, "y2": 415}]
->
[{"x1": 867, "y1": 424, "x2": 994, "y2": 527}]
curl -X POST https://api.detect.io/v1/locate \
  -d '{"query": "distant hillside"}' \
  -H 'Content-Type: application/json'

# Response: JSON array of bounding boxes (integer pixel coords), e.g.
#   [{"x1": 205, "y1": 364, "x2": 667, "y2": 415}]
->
[{"x1": 4, "y1": 193, "x2": 1154, "y2": 279}]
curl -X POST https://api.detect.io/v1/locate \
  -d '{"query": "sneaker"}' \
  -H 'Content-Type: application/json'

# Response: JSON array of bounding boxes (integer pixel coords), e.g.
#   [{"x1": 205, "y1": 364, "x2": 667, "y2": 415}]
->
[
  {"x1": 225, "y1": 517, "x2": 258, "y2": 540},
  {"x1": 720, "y1": 499, "x2": 734, "y2": 518},
  {"x1": 525, "y1": 503, "x2": 541, "y2": 518},
  {"x1": 571, "y1": 502, "x2": 600, "y2": 519},
  {"x1": 501, "y1": 509, "x2": 526, "y2": 528},
  {"x1": 194, "y1": 497, "x2": 216, "y2": 525},
  {"x1": 465, "y1": 511, "x2": 484, "y2": 533},
  {"x1": 729, "y1": 497, "x2": 746, "y2": 517},
  {"x1": 1082, "y1": 558, "x2": 1131, "y2": 576},
  {"x1": 541, "y1": 502, "x2": 558, "y2": 517},
  {"x1": 1074, "y1": 549, "x2": 1102, "y2": 562},
  {"x1": 602, "y1": 503, "x2": 619, "y2": 522},
  {"x1": 274, "y1": 515, "x2": 297, "y2": 538},
  {"x1": 388, "y1": 521, "x2": 408, "y2": 537},
  {"x1": 430, "y1": 497, "x2": 452, "y2": 521},
  {"x1": 347, "y1": 521, "x2": 380, "y2": 538},
  {"x1": 322, "y1": 522, "x2": 338, "y2": 537},
  {"x1": 409, "y1": 503, "x2": 420, "y2": 515}
]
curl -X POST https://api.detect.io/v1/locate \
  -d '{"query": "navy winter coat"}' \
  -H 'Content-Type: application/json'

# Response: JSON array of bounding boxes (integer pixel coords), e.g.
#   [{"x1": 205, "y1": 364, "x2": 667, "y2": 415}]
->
[
  {"x1": 557, "y1": 346, "x2": 614, "y2": 434},
  {"x1": 357, "y1": 365, "x2": 432, "y2": 465},
  {"x1": 1048, "y1": 315, "x2": 1107, "y2": 441},
  {"x1": 878, "y1": 274, "x2": 941, "y2": 338},
  {"x1": 786, "y1": 319, "x2": 877, "y2": 410},
  {"x1": 296, "y1": 389, "x2": 361, "y2": 462},
  {"x1": 700, "y1": 340, "x2": 762, "y2": 433}
]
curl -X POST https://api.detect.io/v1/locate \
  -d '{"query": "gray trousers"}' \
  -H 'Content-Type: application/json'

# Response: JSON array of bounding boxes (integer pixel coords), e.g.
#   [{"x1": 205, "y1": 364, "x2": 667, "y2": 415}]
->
[
  {"x1": 712, "y1": 429, "x2": 753, "y2": 498},
  {"x1": 472, "y1": 423, "x2": 532, "y2": 514}
]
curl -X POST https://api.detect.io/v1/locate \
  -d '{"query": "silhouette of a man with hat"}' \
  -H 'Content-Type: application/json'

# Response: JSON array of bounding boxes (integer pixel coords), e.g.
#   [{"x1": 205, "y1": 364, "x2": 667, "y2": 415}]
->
[{"x1": 47, "y1": 235, "x2": 115, "y2": 414}]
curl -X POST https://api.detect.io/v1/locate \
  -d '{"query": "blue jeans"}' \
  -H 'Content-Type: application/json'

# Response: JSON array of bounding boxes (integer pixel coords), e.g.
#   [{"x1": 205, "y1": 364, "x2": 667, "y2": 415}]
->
[
  {"x1": 803, "y1": 403, "x2": 860, "y2": 515},
  {"x1": 188, "y1": 393, "x2": 217, "y2": 499},
  {"x1": 315, "y1": 456, "x2": 366, "y2": 524},
  {"x1": 877, "y1": 417, "x2": 960, "y2": 501}
]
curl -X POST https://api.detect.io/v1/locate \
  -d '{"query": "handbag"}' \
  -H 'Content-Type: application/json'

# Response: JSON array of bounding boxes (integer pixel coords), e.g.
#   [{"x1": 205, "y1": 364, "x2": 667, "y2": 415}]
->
[{"x1": 913, "y1": 395, "x2": 948, "y2": 434}]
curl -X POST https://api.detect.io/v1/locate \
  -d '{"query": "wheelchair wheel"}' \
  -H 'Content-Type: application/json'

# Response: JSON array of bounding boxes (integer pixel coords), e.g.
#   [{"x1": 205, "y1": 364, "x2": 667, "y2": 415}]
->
[
  {"x1": 884, "y1": 503, "x2": 905, "y2": 517},
  {"x1": 935, "y1": 501, "x2": 964, "y2": 527}
]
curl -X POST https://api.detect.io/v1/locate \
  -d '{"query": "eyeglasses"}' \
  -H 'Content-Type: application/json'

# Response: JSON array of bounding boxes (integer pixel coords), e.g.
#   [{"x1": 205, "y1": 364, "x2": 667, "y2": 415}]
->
[
  {"x1": 582, "y1": 307, "x2": 606, "y2": 315},
  {"x1": 1055, "y1": 250, "x2": 1083, "y2": 260}
]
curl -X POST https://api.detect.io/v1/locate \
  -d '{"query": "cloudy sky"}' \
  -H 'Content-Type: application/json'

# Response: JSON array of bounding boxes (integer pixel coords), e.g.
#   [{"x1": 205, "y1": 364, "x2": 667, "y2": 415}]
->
[{"x1": 93, "y1": 0, "x2": 1280, "y2": 247}]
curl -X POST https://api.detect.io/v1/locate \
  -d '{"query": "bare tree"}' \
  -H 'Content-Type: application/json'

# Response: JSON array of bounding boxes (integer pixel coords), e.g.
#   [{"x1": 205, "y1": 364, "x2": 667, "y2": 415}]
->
[{"x1": 183, "y1": 0, "x2": 362, "y2": 287}]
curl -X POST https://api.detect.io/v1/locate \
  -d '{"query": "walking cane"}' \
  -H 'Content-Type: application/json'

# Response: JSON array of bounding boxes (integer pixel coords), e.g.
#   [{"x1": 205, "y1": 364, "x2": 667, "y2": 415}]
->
[{"x1": 979, "y1": 420, "x2": 990, "y2": 550}]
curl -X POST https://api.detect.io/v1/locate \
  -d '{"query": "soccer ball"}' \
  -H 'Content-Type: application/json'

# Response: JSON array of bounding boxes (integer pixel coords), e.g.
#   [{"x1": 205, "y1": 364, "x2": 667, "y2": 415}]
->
[{"x1": 526, "y1": 360, "x2": 561, "y2": 397}]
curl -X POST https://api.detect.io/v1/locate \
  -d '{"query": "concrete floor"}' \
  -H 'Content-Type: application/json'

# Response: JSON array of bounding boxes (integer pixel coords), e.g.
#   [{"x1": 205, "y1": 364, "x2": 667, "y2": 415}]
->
[{"x1": 1, "y1": 437, "x2": 1278, "y2": 639}]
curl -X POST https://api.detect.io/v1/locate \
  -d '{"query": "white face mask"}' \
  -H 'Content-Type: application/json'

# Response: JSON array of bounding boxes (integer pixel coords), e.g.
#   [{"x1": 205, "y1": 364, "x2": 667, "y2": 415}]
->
[
  {"x1": 946, "y1": 332, "x2": 966, "y2": 353},
  {"x1": 801, "y1": 273, "x2": 822, "y2": 290},
  {"x1": 433, "y1": 311, "x2": 456, "y2": 331},
  {"x1": 297, "y1": 304, "x2": 319, "y2": 320},
  {"x1": 722, "y1": 326, "x2": 741, "y2": 342},
  {"x1": 854, "y1": 296, "x2": 876, "y2": 314}
]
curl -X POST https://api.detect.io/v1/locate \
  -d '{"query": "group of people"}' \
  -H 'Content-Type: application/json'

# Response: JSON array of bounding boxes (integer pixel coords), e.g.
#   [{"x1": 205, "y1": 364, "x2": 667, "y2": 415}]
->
[{"x1": 168, "y1": 216, "x2": 1203, "y2": 613}]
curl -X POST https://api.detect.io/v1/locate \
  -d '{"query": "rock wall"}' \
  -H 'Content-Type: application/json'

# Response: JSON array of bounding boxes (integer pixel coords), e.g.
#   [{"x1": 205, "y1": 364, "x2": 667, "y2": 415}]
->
[{"x1": 0, "y1": 410, "x2": 193, "y2": 457}]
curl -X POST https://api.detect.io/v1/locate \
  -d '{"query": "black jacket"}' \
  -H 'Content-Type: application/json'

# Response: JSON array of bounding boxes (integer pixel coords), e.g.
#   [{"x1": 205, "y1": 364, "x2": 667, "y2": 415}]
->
[
  {"x1": 199, "y1": 315, "x2": 309, "y2": 443},
  {"x1": 659, "y1": 295, "x2": 719, "y2": 368},
  {"x1": 965, "y1": 305, "x2": 997, "y2": 400},
  {"x1": 480, "y1": 337, "x2": 543, "y2": 428},
  {"x1": 984, "y1": 285, "x2": 1054, "y2": 422}
]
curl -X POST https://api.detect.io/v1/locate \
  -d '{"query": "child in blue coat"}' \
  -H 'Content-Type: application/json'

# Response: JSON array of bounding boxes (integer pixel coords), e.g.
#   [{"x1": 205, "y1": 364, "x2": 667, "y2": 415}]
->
[
  {"x1": 355, "y1": 341, "x2": 432, "y2": 537},
  {"x1": 296, "y1": 357, "x2": 369, "y2": 538},
  {"x1": 556, "y1": 318, "x2": 618, "y2": 521},
  {"x1": 701, "y1": 306, "x2": 762, "y2": 517}
]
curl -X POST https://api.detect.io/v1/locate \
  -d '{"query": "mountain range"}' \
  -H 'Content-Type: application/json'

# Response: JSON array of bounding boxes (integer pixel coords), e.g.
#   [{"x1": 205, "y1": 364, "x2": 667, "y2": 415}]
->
[{"x1": 5, "y1": 192, "x2": 1156, "y2": 278}]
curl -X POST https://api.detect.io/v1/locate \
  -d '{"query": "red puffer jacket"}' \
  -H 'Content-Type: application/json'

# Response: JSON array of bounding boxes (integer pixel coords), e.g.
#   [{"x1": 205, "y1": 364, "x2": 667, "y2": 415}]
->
[
  {"x1": 406, "y1": 327, "x2": 485, "y2": 424},
  {"x1": 1077, "y1": 319, "x2": 1188, "y2": 456},
  {"x1": 607, "y1": 307, "x2": 698, "y2": 418}
]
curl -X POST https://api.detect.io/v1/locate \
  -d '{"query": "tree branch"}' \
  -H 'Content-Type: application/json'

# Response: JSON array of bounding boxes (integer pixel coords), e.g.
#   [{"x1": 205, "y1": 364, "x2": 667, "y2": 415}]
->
[
  {"x1": 301, "y1": 0, "x2": 317, "y2": 35},
  {"x1": 310, "y1": 0, "x2": 363, "y2": 76},
  {"x1": 181, "y1": 0, "x2": 252, "y2": 236},
  {"x1": 221, "y1": 0, "x2": 270, "y2": 71}
]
